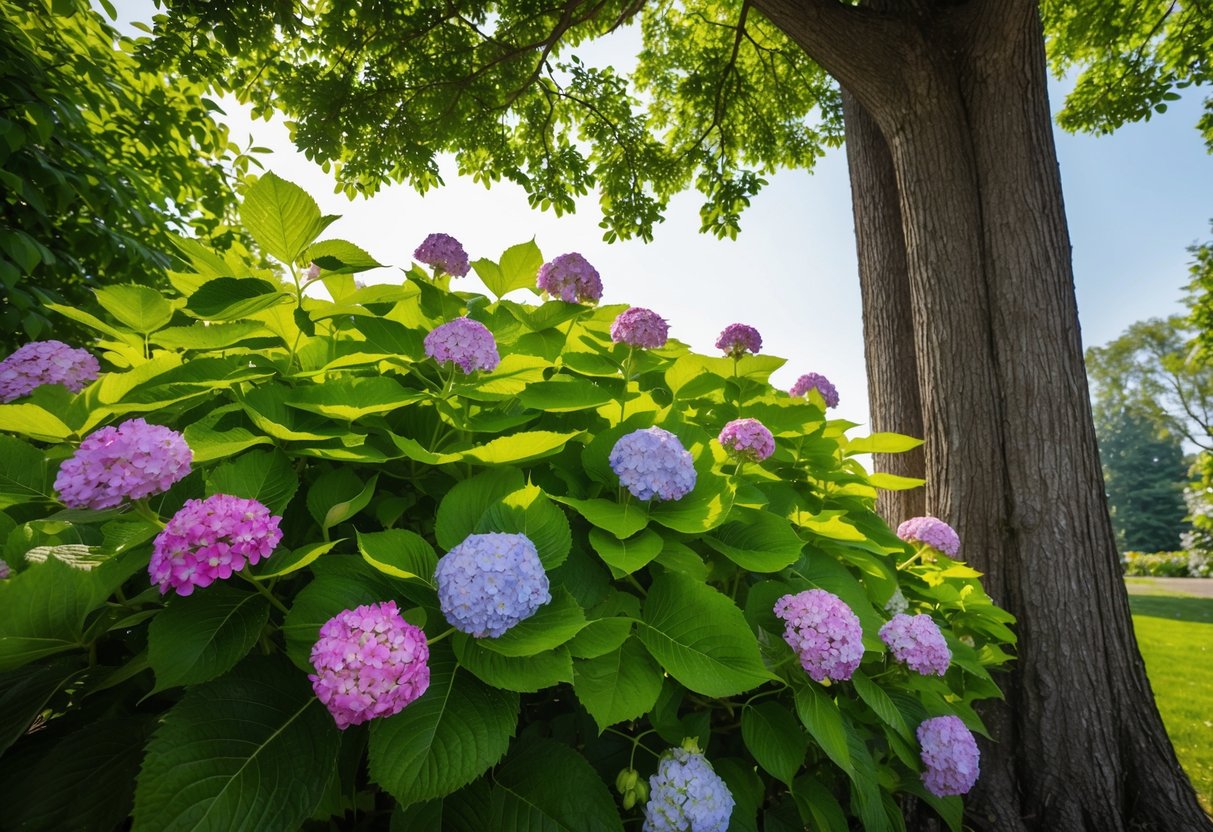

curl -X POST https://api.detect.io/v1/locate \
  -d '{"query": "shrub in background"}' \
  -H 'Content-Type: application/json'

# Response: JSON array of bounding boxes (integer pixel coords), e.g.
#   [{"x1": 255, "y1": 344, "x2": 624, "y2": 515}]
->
[
  {"x1": 0, "y1": 173, "x2": 1014, "y2": 831},
  {"x1": 1122, "y1": 550, "x2": 1196, "y2": 578}
]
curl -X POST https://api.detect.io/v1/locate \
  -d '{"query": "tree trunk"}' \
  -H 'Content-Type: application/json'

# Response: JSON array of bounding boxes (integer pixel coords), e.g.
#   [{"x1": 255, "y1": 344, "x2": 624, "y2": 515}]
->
[{"x1": 756, "y1": 0, "x2": 1212, "y2": 829}]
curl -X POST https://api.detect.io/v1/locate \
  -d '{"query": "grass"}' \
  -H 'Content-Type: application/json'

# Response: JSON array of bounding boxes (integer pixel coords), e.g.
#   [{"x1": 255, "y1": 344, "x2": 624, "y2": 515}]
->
[{"x1": 1125, "y1": 581, "x2": 1213, "y2": 813}]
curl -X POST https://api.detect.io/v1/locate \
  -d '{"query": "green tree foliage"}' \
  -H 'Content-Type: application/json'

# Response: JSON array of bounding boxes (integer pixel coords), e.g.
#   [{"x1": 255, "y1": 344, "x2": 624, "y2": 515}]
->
[
  {"x1": 0, "y1": 0, "x2": 255, "y2": 351},
  {"x1": 1096, "y1": 406, "x2": 1188, "y2": 553}
]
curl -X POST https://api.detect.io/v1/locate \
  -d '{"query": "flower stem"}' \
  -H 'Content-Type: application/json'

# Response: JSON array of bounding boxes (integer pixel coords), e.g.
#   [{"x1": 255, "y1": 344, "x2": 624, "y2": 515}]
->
[
  {"x1": 427, "y1": 626, "x2": 457, "y2": 646},
  {"x1": 240, "y1": 570, "x2": 290, "y2": 615}
]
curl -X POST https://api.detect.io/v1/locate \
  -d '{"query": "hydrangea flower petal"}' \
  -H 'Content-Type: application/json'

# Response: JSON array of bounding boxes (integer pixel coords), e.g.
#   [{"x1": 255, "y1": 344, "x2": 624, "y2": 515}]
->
[
  {"x1": 718, "y1": 418, "x2": 775, "y2": 462},
  {"x1": 536, "y1": 252, "x2": 602, "y2": 303},
  {"x1": 0, "y1": 340, "x2": 99, "y2": 402},
  {"x1": 310, "y1": 601, "x2": 430, "y2": 729},
  {"x1": 897, "y1": 516, "x2": 961, "y2": 557},
  {"x1": 917, "y1": 715, "x2": 981, "y2": 796},
  {"x1": 714, "y1": 323, "x2": 762, "y2": 358},
  {"x1": 879, "y1": 613, "x2": 951, "y2": 676},
  {"x1": 610, "y1": 307, "x2": 669, "y2": 349},
  {"x1": 774, "y1": 588, "x2": 864, "y2": 682},
  {"x1": 55, "y1": 418, "x2": 192, "y2": 510},
  {"x1": 609, "y1": 427, "x2": 697, "y2": 502},
  {"x1": 424, "y1": 317, "x2": 500, "y2": 374},
  {"x1": 414, "y1": 232, "x2": 471, "y2": 277},
  {"x1": 789, "y1": 372, "x2": 840, "y2": 408},
  {"x1": 643, "y1": 747, "x2": 734, "y2": 832},
  {"x1": 435, "y1": 532, "x2": 551, "y2": 638}
]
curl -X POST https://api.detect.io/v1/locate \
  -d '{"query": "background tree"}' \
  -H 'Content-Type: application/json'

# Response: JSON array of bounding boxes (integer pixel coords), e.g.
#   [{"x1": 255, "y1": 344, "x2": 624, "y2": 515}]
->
[
  {"x1": 0, "y1": 0, "x2": 255, "y2": 352},
  {"x1": 138, "y1": 1, "x2": 1213, "y2": 829}
]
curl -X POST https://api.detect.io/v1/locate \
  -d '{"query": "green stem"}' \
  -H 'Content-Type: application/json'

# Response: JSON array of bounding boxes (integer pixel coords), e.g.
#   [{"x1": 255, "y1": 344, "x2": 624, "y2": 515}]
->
[
  {"x1": 618, "y1": 346, "x2": 635, "y2": 421},
  {"x1": 606, "y1": 727, "x2": 660, "y2": 768},
  {"x1": 427, "y1": 626, "x2": 457, "y2": 646},
  {"x1": 240, "y1": 570, "x2": 290, "y2": 615},
  {"x1": 732, "y1": 355, "x2": 741, "y2": 416},
  {"x1": 131, "y1": 499, "x2": 165, "y2": 528},
  {"x1": 624, "y1": 574, "x2": 647, "y2": 596}
]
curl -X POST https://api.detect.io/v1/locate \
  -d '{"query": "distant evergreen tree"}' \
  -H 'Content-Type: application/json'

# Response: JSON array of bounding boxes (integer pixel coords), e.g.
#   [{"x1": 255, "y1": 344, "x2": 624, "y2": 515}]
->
[{"x1": 1097, "y1": 407, "x2": 1189, "y2": 552}]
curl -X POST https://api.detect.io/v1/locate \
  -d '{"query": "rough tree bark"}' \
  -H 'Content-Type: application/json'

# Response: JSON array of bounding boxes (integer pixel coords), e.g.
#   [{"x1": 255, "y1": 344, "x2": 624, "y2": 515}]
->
[{"x1": 755, "y1": 0, "x2": 1212, "y2": 829}]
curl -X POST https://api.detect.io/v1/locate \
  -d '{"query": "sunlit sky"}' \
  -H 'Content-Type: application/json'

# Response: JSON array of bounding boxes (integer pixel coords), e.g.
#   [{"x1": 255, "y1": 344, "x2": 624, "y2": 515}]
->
[{"x1": 117, "y1": 1, "x2": 1213, "y2": 427}]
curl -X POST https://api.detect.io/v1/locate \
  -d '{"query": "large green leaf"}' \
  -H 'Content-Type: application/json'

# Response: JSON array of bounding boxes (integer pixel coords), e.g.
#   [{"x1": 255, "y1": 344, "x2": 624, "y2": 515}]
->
[
  {"x1": 844, "y1": 432, "x2": 924, "y2": 455},
  {"x1": 793, "y1": 684, "x2": 853, "y2": 776},
  {"x1": 702, "y1": 510, "x2": 804, "y2": 572},
  {"x1": 458, "y1": 430, "x2": 582, "y2": 466},
  {"x1": 0, "y1": 657, "x2": 84, "y2": 756},
  {"x1": 551, "y1": 495, "x2": 649, "y2": 539},
  {"x1": 94, "y1": 284, "x2": 174, "y2": 334},
  {"x1": 183, "y1": 413, "x2": 274, "y2": 464},
  {"x1": 306, "y1": 468, "x2": 378, "y2": 531},
  {"x1": 0, "y1": 403, "x2": 73, "y2": 442},
  {"x1": 636, "y1": 571, "x2": 769, "y2": 697},
  {"x1": 185, "y1": 277, "x2": 291, "y2": 321},
  {"x1": 474, "y1": 485, "x2": 572, "y2": 569},
  {"x1": 239, "y1": 171, "x2": 326, "y2": 264},
  {"x1": 587, "y1": 527, "x2": 663, "y2": 577},
  {"x1": 150, "y1": 320, "x2": 273, "y2": 350},
  {"x1": 358, "y1": 529, "x2": 437, "y2": 583},
  {"x1": 133, "y1": 657, "x2": 340, "y2": 832},
  {"x1": 649, "y1": 474, "x2": 732, "y2": 534},
  {"x1": 488, "y1": 738, "x2": 624, "y2": 832},
  {"x1": 205, "y1": 449, "x2": 299, "y2": 515},
  {"x1": 369, "y1": 649, "x2": 518, "y2": 807},
  {"x1": 741, "y1": 701, "x2": 807, "y2": 784},
  {"x1": 851, "y1": 670, "x2": 911, "y2": 740},
  {"x1": 435, "y1": 468, "x2": 525, "y2": 551},
  {"x1": 286, "y1": 377, "x2": 423, "y2": 421},
  {"x1": 493, "y1": 239, "x2": 543, "y2": 298},
  {"x1": 478, "y1": 588, "x2": 586, "y2": 657},
  {"x1": 453, "y1": 635, "x2": 572, "y2": 693},
  {"x1": 147, "y1": 586, "x2": 270, "y2": 690},
  {"x1": 572, "y1": 637, "x2": 663, "y2": 733},
  {"x1": 306, "y1": 238, "x2": 383, "y2": 273},
  {"x1": 0, "y1": 434, "x2": 53, "y2": 507},
  {"x1": 518, "y1": 378, "x2": 615, "y2": 412}
]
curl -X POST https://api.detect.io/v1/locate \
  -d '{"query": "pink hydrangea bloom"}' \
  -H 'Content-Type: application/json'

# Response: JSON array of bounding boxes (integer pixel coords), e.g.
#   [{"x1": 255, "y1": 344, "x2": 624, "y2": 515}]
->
[
  {"x1": 879, "y1": 613, "x2": 951, "y2": 676},
  {"x1": 310, "y1": 601, "x2": 431, "y2": 730},
  {"x1": 414, "y1": 233, "x2": 471, "y2": 277},
  {"x1": 305, "y1": 262, "x2": 322, "y2": 281},
  {"x1": 0, "y1": 559, "x2": 10, "y2": 580},
  {"x1": 149, "y1": 494, "x2": 283, "y2": 596},
  {"x1": 537, "y1": 252, "x2": 602, "y2": 303},
  {"x1": 611, "y1": 307, "x2": 669, "y2": 349},
  {"x1": 718, "y1": 418, "x2": 775, "y2": 462},
  {"x1": 714, "y1": 323, "x2": 762, "y2": 358},
  {"x1": 774, "y1": 589, "x2": 865, "y2": 682},
  {"x1": 897, "y1": 516, "x2": 961, "y2": 557},
  {"x1": 789, "y1": 372, "x2": 839, "y2": 408},
  {"x1": 55, "y1": 419, "x2": 192, "y2": 510},
  {"x1": 917, "y1": 715, "x2": 981, "y2": 796},
  {"x1": 424, "y1": 317, "x2": 500, "y2": 374},
  {"x1": 0, "y1": 340, "x2": 99, "y2": 402}
]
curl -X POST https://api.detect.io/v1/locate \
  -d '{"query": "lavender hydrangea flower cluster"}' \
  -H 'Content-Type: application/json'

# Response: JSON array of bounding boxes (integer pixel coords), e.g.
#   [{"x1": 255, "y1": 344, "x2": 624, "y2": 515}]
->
[
  {"x1": 917, "y1": 715, "x2": 981, "y2": 796},
  {"x1": 55, "y1": 419, "x2": 192, "y2": 510},
  {"x1": 148, "y1": 494, "x2": 283, "y2": 596},
  {"x1": 0, "y1": 340, "x2": 99, "y2": 402},
  {"x1": 879, "y1": 613, "x2": 951, "y2": 676},
  {"x1": 609, "y1": 427, "x2": 697, "y2": 502},
  {"x1": 643, "y1": 747, "x2": 735, "y2": 832},
  {"x1": 309, "y1": 601, "x2": 431, "y2": 730},
  {"x1": 414, "y1": 232, "x2": 471, "y2": 277},
  {"x1": 774, "y1": 589, "x2": 865, "y2": 682},
  {"x1": 610, "y1": 307, "x2": 669, "y2": 349},
  {"x1": 424, "y1": 317, "x2": 500, "y2": 374},
  {"x1": 0, "y1": 559, "x2": 9, "y2": 580},
  {"x1": 897, "y1": 516, "x2": 961, "y2": 557},
  {"x1": 714, "y1": 323, "x2": 762, "y2": 358},
  {"x1": 536, "y1": 252, "x2": 602, "y2": 303},
  {"x1": 789, "y1": 372, "x2": 840, "y2": 408},
  {"x1": 305, "y1": 262, "x2": 322, "y2": 281},
  {"x1": 435, "y1": 532, "x2": 551, "y2": 638},
  {"x1": 718, "y1": 418, "x2": 775, "y2": 462}
]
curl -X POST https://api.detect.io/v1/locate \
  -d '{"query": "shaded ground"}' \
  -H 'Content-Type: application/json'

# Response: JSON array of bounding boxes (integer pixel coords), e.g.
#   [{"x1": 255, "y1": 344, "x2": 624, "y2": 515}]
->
[
  {"x1": 1124, "y1": 581, "x2": 1213, "y2": 813},
  {"x1": 1125, "y1": 576, "x2": 1213, "y2": 598}
]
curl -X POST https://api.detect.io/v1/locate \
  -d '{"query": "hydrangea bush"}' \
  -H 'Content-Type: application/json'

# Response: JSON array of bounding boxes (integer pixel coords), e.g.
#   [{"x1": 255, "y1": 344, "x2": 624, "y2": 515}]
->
[{"x1": 0, "y1": 173, "x2": 1014, "y2": 832}]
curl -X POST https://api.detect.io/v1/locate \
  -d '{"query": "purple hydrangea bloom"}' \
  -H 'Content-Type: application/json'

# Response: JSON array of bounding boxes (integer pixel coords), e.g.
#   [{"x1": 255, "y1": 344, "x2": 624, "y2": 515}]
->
[
  {"x1": 897, "y1": 516, "x2": 961, "y2": 557},
  {"x1": 609, "y1": 427, "x2": 697, "y2": 502},
  {"x1": 718, "y1": 418, "x2": 775, "y2": 462},
  {"x1": 55, "y1": 419, "x2": 192, "y2": 510},
  {"x1": 879, "y1": 613, "x2": 951, "y2": 676},
  {"x1": 789, "y1": 372, "x2": 840, "y2": 408},
  {"x1": 424, "y1": 317, "x2": 500, "y2": 374},
  {"x1": 644, "y1": 747, "x2": 735, "y2": 832},
  {"x1": 714, "y1": 323, "x2": 762, "y2": 358},
  {"x1": 309, "y1": 601, "x2": 430, "y2": 730},
  {"x1": 414, "y1": 233, "x2": 471, "y2": 278},
  {"x1": 435, "y1": 532, "x2": 551, "y2": 638},
  {"x1": 0, "y1": 340, "x2": 100, "y2": 402},
  {"x1": 884, "y1": 587, "x2": 909, "y2": 615},
  {"x1": 610, "y1": 307, "x2": 669, "y2": 349},
  {"x1": 149, "y1": 494, "x2": 283, "y2": 596},
  {"x1": 917, "y1": 715, "x2": 981, "y2": 796},
  {"x1": 774, "y1": 589, "x2": 865, "y2": 682},
  {"x1": 536, "y1": 252, "x2": 602, "y2": 303},
  {"x1": 0, "y1": 559, "x2": 9, "y2": 580},
  {"x1": 305, "y1": 262, "x2": 322, "y2": 281}
]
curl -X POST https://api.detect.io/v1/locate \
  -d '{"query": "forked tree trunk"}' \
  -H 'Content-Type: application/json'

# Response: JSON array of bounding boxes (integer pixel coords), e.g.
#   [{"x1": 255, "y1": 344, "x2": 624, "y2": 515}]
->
[{"x1": 755, "y1": 0, "x2": 1212, "y2": 829}]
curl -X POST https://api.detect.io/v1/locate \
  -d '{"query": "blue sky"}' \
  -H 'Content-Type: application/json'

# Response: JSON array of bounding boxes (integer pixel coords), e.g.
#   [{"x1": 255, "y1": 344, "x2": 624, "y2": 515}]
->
[{"x1": 116, "y1": 2, "x2": 1213, "y2": 427}]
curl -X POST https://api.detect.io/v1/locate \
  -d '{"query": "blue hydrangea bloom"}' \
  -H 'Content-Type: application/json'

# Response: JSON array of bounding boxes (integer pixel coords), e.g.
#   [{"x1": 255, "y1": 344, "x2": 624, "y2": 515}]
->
[
  {"x1": 643, "y1": 747, "x2": 734, "y2": 832},
  {"x1": 609, "y1": 427, "x2": 696, "y2": 502},
  {"x1": 434, "y1": 532, "x2": 551, "y2": 638}
]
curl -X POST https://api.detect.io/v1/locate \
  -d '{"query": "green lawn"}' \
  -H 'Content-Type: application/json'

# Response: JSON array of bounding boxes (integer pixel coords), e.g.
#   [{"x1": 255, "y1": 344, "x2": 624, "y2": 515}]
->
[{"x1": 1125, "y1": 583, "x2": 1213, "y2": 812}]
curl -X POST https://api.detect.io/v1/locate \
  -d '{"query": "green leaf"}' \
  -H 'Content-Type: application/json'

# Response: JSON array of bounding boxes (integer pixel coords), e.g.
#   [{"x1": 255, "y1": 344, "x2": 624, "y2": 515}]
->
[
  {"x1": 254, "y1": 540, "x2": 341, "y2": 579},
  {"x1": 185, "y1": 277, "x2": 291, "y2": 321},
  {"x1": 369, "y1": 649, "x2": 518, "y2": 807},
  {"x1": 552, "y1": 495, "x2": 649, "y2": 538},
  {"x1": 358, "y1": 529, "x2": 437, "y2": 583},
  {"x1": 793, "y1": 684, "x2": 853, "y2": 775},
  {"x1": 150, "y1": 320, "x2": 272, "y2": 350},
  {"x1": 741, "y1": 701, "x2": 806, "y2": 784},
  {"x1": 0, "y1": 657, "x2": 84, "y2": 756},
  {"x1": 588, "y1": 527, "x2": 663, "y2": 576},
  {"x1": 453, "y1": 635, "x2": 572, "y2": 693},
  {"x1": 567, "y1": 616, "x2": 633, "y2": 659},
  {"x1": 435, "y1": 468, "x2": 525, "y2": 551},
  {"x1": 147, "y1": 585, "x2": 270, "y2": 690},
  {"x1": 94, "y1": 284, "x2": 174, "y2": 333},
  {"x1": 240, "y1": 171, "x2": 325, "y2": 264},
  {"x1": 287, "y1": 377, "x2": 423, "y2": 421},
  {"x1": 306, "y1": 239, "x2": 383, "y2": 273},
  {"x1": 649, "y1": 474, "x2": 732, "y2": 534},
  {"x1": 479, "y1": 588, "x2": 586, "y2": 657},
  {"x1": 867, "y1": 472, "x2": 927, "y2": 491},
  {"x1": 183, "y1": 414, "x2": 274, "y2": 464},
  {"x1": 132, "y1": 657, "x2": 340, "y2": 832},
  {"x1": 206, "y1": 449, "x2": 299, "y2": 514},
  {"x1": 306, "y1": 468, "x2": 378, "y2": 531},
  {"x1": 499, "y1": 240, "x2": 544, "y2": 294},
  {"x1": 0, "y1": 434, "x2": 53, "y2": 507},
  {"x1": 0, "y1": 403, "x2": 73, "y2": 442},
  {"x1": 851, "y1": 670, "x2": 911, "y2": 740},
  {"x1": 572, "y1": 638, "x2": 663, "y2": 733},
  {"x1": 702, "y1": 510, "x2": 804, "y2": 572},
  {"x1": 475, "y1": 485, "x2": 572, "y2": 569},
  {"x1": 636, "y1": 571, "x2": 769, "y2": 697},
  {"x1": 518, "y1": 378, "x2": 615, "y2": 412},
  {"x1": 488, "y1": 738, "x2": 624, "y2": 832},
  {"x1": 844, "y1": 432, "x2": 924, "y2": 455},
  {"x1": 458, "y1": 430, "x2": 582, "y2": 465}
]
